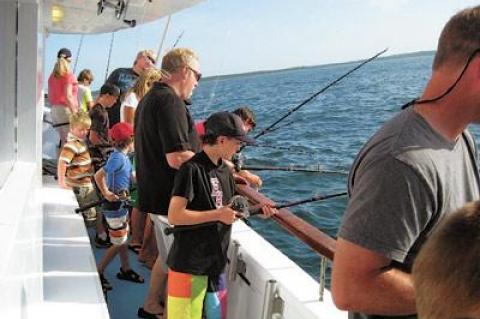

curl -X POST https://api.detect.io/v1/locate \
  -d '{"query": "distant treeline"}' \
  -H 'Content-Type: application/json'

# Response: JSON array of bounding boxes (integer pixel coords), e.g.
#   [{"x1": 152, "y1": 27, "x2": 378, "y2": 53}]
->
[{"x1": 201, "y1": 50, "x2": 436, "y2": 82}]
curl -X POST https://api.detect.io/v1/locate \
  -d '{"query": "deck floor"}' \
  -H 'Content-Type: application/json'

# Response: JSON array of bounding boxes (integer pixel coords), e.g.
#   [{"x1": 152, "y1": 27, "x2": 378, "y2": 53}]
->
[{"x1": 88, "y1": 226, "x2": 152, "y2": 319}]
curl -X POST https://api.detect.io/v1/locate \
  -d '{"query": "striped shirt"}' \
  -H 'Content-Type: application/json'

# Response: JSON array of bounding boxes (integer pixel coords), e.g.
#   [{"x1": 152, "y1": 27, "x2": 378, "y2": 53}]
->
[{"x1": 59, "y1": 133, "x2": 94, "y2": 187}]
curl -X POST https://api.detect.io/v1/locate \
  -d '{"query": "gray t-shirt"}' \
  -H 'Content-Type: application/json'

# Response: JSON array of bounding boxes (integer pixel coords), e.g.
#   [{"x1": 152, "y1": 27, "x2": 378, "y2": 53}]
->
[{"x1": 338, "y1": 108, "x2": 480, "y2": 319}]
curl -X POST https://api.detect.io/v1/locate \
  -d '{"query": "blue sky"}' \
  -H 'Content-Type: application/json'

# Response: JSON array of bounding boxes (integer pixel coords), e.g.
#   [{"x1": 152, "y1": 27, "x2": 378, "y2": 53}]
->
[{"x1": 45, "y1": 0, "x2": 478, "y2": 90}]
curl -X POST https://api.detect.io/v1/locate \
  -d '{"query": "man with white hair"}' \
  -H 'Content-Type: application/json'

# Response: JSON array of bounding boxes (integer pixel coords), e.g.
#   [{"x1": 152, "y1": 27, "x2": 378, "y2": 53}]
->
[{"x1": 135, "y1": 48, "x2": 202, "y2": 319}]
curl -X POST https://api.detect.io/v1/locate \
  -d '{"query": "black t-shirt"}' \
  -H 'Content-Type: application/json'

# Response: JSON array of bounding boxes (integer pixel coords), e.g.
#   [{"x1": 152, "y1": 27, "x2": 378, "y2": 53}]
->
[
  {"x1": 167, "y1": 151, "x2": 236, "y2": 276},
  {"x1": 106, "y1": 67, "x2": 139, "y2": 127},
  {"x1": 89, "y1": 103, "x2": 110, "y2": 145},
  {"x1": 135, "y1": 82, "x2": 201, "y2": 214}
]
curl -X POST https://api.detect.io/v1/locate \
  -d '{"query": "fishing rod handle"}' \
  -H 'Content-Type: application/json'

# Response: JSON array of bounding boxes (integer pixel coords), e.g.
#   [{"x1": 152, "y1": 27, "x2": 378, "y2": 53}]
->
[
  {"x1": 164, "y1": 196, "x2": 250, "y2": 235},
  {"x1": 75, "y1": 199, "x2": 105, "y2": 214}
]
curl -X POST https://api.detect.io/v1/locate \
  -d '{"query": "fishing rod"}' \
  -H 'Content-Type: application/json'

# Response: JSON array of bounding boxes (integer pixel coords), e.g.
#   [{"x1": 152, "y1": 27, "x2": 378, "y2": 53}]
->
[
  {"x1": 261, "y1": 121, "x2": 295, "y2": 134},
  {"x1": 240, "y1": 48, "x2": 388, "y2": 151},
  {"x1": 241, "y1": 164, "x2": 348, "y2": 175},
  {"x1": 164, "y1": 191, "x2": 347, "y2": 235},
  {"x1": 172, "y1": 30, "x2": 185, "y2": 48}
]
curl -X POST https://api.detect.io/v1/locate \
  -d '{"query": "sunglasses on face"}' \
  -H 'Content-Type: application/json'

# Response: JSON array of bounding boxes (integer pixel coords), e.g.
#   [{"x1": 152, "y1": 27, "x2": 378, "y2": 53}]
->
[
  {"x1": 187, "y1": 66, "x2": 202, "y2": 81},
  {"x1": 145, "y1": 55, "x2": 156, "y2": 64}
]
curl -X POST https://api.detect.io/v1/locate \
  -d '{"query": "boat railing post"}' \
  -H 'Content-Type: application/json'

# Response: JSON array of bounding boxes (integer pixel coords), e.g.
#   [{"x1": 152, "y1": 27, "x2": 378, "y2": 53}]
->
[
  {"x1": 319, "y1": 256, "x2": 327, "y2": 302},
  {"x1": 228, "y1": 240, "x2": 241, "y2": 282},
  {"x1": 262, "y1": 279, "x2": 285, "y2": 319}
]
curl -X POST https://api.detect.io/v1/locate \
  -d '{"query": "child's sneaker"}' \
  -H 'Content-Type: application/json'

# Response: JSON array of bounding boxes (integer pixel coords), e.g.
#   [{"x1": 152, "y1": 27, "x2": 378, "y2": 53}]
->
[{"x1": 95, "y1": 234, "x2": 112, "y2": 248}]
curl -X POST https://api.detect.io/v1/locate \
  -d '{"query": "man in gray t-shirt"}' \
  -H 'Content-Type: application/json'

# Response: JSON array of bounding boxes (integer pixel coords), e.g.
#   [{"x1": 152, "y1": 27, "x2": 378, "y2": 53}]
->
[{"x1": 331, "y1": 6, "x2": 480, "y2": 319}]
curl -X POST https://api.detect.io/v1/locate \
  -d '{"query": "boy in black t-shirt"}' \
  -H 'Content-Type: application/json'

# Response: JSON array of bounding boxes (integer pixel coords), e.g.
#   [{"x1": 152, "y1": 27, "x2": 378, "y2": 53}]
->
[{"x1": 166, "y1": 112, "x2": 276, "y2": 319}]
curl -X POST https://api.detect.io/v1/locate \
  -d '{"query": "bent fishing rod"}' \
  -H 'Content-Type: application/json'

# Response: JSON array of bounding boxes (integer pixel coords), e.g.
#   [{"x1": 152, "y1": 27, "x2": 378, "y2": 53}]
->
[
  {"x1": 164, "y1": 191, "x2": 347, "y2": 235},
  {"x1": 240, "y1": 48, "x2": 388, "y2": 151}
]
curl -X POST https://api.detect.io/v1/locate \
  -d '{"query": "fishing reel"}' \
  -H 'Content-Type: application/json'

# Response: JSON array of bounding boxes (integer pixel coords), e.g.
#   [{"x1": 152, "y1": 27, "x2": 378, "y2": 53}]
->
[
  {"x1": 231, "y1": 153, "x2": 246, "y2": 172},
  {"x1": 230, "y1": 195, "x2": 250, "y2": 218}
]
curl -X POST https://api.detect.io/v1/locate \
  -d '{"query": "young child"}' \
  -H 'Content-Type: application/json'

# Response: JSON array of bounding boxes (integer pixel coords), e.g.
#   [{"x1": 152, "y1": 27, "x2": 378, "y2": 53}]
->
[
  {"x1": 94, "y1": 122, "x2": 144, "y2": 291},
  {"x1": 412, "y1": 201, "x2": 480, "y2": 319},
  {"x1": 166, "y1": 112, "x2": 276, "y2": 319},
  {"x1": 57, "y1": 111, "x2": 98, "y2": 226},
  {"x1": 89, "y1": 83, "x2": 120, "y2": 248},
  {"x1": 77, "y1": 69, "x2": 94, "y2": 112}
]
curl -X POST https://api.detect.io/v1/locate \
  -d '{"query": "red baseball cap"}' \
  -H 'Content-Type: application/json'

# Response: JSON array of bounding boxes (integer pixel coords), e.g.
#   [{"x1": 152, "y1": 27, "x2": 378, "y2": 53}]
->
[{"x1": 110, "y1": 122, "x2": 133, "y2": 142}]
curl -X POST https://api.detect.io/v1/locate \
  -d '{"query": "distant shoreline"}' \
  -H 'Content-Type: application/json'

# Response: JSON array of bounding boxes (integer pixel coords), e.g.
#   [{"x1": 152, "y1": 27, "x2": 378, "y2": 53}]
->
[{"x1": 202, "y1": 50, "x2": 435, "y2": 81}]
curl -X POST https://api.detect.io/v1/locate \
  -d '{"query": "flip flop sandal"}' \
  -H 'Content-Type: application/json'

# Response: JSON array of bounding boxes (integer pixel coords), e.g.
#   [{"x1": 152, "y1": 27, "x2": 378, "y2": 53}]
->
[
  {"x1": 116, "y1": 268, "x2": 144, "y2": 283},
  {"x1": 99, "y1": 273, "x2": 113, "y2": 291},
  {"x1": 137, "y1": 307, "x2": 163, "y2": 319},
  {"x1": 128, "y1": 243, "x2": 142, "y2": 255}
]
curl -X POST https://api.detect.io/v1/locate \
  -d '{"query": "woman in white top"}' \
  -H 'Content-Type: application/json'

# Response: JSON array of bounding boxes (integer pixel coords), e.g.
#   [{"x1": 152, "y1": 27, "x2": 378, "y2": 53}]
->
[{"x1": 120, "y1": 68, "x2": 163, "y2": 125}]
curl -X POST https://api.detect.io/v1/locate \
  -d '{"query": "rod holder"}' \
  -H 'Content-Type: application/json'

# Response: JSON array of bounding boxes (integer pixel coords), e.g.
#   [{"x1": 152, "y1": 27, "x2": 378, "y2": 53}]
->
[
  {"x1": 319, "y1": 256, "x2": 327, "y2": 302},
  {"x1": 227, "y1": 240, "x2": 244, "y2": 281},
  {"x1": 262, "y1": 280, "x2": 285, "y2": 319}
]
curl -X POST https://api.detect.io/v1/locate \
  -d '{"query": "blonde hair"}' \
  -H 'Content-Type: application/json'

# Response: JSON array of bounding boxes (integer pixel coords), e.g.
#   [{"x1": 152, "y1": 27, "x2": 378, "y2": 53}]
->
[
  {"x1": 53, "y1": 57, "x2": 70, "y2": 78},
  {"x1": 69, "y1": 111, "x2": 91, "y2": 129},
  {"x1": 433, "y1": 6, "x2": 480, "y2": 70},
  {"x1": 134, "y1": 49, "x2": 156, "y2": 65},
  {"x1": 130, "y1": 68, "x2": 163, "y2": 99},
  {"x1": 161, "y1": 48, "x2": 198, "y2": 74},
  {"x1": 412, "y1": 201, "x2": 480, "y2": 319}
]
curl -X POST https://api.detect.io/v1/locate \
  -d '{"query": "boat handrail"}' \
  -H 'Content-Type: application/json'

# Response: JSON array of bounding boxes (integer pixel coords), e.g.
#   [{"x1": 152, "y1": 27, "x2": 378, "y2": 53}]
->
[{"x1": 236, "y1": 184, "x2": 336, "y2": 261}]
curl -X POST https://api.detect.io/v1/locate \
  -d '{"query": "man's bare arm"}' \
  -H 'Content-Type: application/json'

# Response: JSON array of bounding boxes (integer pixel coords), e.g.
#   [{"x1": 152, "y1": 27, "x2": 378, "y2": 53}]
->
[
  {"x1": 166, "y1": 150, "x2": 195, "y2": 169},
  {"x1": 331, "y1": 238, "x2": 416, "y2": 315}
]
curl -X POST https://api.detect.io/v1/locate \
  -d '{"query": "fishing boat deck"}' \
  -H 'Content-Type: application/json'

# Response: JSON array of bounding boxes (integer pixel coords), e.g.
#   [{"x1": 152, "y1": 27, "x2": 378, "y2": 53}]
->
[
  {"x1": 40, "y1": 176, "x2": 346, "y2": 319},
  {"x1": 41, "y1": 176, "x2": 152, "y2": 319}
]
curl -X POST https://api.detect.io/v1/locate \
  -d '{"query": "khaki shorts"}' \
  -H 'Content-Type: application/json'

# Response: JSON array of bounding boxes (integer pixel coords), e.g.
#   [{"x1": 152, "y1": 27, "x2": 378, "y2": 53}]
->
[
  {"x1": 51, "y1": 105, "x2": 71, "y2": 147},
  {"x1": 73, "y1": 184, "x2": 99, "y2": 225},
  {"x1": 150, "y1": 213, "x2": 174, "y2": 272}
]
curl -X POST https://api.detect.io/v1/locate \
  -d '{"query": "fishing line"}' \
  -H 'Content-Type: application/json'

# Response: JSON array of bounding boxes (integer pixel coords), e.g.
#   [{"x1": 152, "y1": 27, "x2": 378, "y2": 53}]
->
[
  {"x1": 241, "y1": 164, "x2": 348, "y2": 175},
  {"x1": 204, "y1": 29, "x2": 231, "y2": 115},
  {"x1": 249, "y1": 142, "x2": 313, "y2": 155},
  {"x1": 401, "y1": 48, "x2": 480, "y2": 109},
  {"x1": 239, "y1": 48, "x2": 388, "y2": 152}
]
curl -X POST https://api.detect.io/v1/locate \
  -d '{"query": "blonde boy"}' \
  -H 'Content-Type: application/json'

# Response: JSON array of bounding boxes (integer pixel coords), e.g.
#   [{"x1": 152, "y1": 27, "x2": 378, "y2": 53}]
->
[
  {"x1": 57, "y1": 111, "x2": 98, "y2": 224},
  {"x1": 412, "y1": 201, "x2": 480, "y2": 319}
]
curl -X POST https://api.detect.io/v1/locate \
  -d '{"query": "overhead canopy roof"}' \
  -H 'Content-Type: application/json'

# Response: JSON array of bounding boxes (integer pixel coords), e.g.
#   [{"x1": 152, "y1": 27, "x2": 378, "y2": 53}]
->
[{"x1": 43, "y1": 0, "x2": 205, "y2": 34}]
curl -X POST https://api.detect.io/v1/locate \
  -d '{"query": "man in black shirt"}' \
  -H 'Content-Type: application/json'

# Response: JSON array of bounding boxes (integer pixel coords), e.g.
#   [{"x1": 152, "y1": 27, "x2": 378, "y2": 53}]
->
[
  {"x1": 136, "y1": 48, "x2": 202, "y2": 318},
  {"x1": 166, "y1": 112, "x2": 276, "y2": 318},
  {"x1": 106, "y1": 49, "x2": 155, "y2": 127}
]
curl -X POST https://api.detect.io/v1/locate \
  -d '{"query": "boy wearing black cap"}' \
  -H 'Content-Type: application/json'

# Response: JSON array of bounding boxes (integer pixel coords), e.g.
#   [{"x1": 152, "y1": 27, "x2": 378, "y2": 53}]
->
[{"x1": 166, "y1": 111, "x2": 276, "y2": 319}]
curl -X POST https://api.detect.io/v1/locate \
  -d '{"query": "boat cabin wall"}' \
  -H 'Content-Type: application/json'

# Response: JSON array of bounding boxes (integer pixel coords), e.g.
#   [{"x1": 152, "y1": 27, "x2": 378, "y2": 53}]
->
[{"x1": 0, "y1": 0, "x2": 45, "y2": 317}]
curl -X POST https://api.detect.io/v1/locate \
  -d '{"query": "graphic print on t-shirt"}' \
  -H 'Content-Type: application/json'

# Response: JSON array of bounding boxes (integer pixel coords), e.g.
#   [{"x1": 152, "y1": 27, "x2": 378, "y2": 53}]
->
[{"x1": 210, "y1": 177, "x2": 223, "y2": 208}]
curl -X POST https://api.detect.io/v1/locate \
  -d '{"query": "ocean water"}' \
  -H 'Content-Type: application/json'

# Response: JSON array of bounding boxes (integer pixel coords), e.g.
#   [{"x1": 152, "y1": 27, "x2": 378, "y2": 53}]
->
[{"x1": 190, "y1": 52, "x2": 438, "y2": 282}]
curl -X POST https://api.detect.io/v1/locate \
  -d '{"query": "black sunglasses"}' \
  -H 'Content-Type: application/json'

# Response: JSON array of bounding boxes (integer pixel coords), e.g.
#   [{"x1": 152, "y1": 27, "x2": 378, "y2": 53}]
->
[
  {"x1": 145, "y1": 55, "x2": 156, "y2": 64},
  {"x1": 187, "y1": 66, "x2": 202, "y2": 81}
]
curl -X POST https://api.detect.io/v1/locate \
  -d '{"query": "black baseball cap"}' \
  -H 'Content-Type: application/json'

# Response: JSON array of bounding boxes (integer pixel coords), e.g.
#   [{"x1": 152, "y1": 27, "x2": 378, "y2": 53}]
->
[
  {"x1": 100, "y1": 83, "x2": 120, "y2": 96},
  {"x1": 57, "y1": 48, "x2": 72, "y2": 59},
  {"x1": 204, "y1": 112, "x2": 256, "y2": 145}
]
